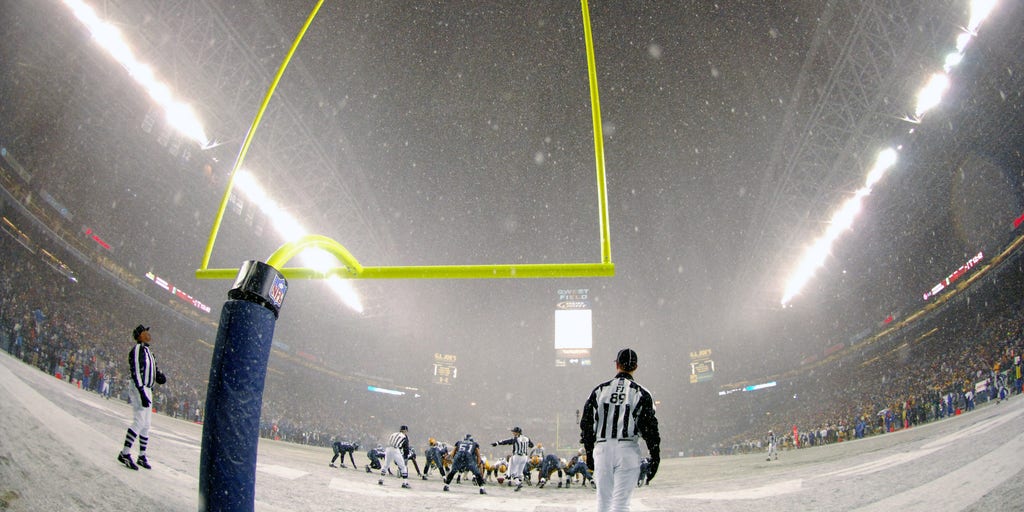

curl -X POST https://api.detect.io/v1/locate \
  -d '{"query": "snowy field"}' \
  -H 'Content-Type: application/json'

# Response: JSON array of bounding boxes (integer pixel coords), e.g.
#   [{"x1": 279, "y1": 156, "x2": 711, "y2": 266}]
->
[{"x1": 2, "y1": 350, "x2": 1022, "y2": 512}]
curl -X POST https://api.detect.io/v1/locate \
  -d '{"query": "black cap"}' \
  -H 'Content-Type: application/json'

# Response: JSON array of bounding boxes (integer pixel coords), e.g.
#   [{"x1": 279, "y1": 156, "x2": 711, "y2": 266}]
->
[
  {"x1": 616, "y1": 348, "x2": 638, "y2": 371},
  {"x1": 228, "y1": 260, "x2": 288, "y2": 318},
  {"x1": 511, "y1": 426, "x2": 522, "y2": 434},
  {"x1": 132, "y1": 325, "x2": 150, "y2": 341},
  {"x1": 400, "y1": 425, "x2": 409, "y2": 432}
]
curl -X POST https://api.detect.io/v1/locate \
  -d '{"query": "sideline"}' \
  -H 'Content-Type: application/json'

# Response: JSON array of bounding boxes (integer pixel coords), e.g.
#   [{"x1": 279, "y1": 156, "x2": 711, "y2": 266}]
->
[
  {"x1": 853, "y1": 429, "x2": 1024, "y2": 511},
  {"x1": 0, "y1": 352, "x2": 116, "y2": 470}
]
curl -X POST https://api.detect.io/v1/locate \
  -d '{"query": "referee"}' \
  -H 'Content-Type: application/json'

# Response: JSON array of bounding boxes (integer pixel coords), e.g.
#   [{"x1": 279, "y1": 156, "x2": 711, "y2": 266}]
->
[
  {"x1": 491, "y1": 426, "x2": 534, "y2": 492},
  {"x1": 580, "y1": 348, "x2": 660, "y2": 511},
  {"x1": 117, "y1": 324, "x2": 166, "y2": 471},
  {"x1": 380, "y1": 425, "x2": 412, "y2": 488}
]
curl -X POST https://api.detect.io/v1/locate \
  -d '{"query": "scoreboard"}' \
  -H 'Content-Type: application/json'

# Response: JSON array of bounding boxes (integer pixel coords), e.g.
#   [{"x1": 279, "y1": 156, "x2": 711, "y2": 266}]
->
[
  {"x1": 689, "y1": 348, "x2": 715, "y2": 383},
  {"x1": 433, "y1": 353, "x2": 457, "y2": 385},
  {"x1": 554, "y1": 288, "x2": 592, "y2": 367}
]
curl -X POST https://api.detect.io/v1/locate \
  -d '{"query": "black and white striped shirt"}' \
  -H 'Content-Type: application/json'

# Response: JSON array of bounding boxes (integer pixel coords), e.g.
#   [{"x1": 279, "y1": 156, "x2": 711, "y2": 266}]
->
[
  {"x1": 387, "y1": 431, "x2": 409, "y2": 451},
  {"x1": 581, "y1": 372, "x2": 660, "y2": 446},
  {"x1": 495, "y1": 435, "x2": 533, "y2": 456},
  {"x1": 128, "y1": 342, "x2": 156, "y2": 389}
]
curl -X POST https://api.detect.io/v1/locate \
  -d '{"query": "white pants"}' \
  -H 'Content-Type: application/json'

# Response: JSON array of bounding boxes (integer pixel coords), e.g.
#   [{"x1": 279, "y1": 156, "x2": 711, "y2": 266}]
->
[
  {"x1": 594, "y1": 440, "x2": 641, "y2": 512},
  {"x1": 382, "y1": 446, "x2": 408, "y2": 478},
  {"x1": 508, "y1": 454, "x2": 528, "y2": 484},
  {"x1": 128, "y1": 385, "x2": 152, "y2": 438}
]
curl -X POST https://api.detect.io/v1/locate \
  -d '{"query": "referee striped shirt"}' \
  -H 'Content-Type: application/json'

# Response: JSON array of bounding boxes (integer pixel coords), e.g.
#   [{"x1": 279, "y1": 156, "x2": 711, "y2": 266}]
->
[
  {"x1": 496, "y1": 435, "x2": 533, "y2": 456},
  {"x1": 581, "y1": 372, "x2": 660, "y2": 446},
  {"x1": 128, "y1": 342, "x2": 156, "y2": 389},
  {"x1": 387, "y1": 431, "x2": 409, "y2": 451}
]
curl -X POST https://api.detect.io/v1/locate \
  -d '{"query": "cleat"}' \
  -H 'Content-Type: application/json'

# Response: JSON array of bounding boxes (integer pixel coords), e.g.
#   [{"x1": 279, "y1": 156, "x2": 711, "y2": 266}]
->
[
  {"x1": 421, "y1": 475, "x2": 428, "y2": 480},
  {"x1": 117, "y1": 452, "x2": 138, "y2": 470},
  {"x1": 329, "y1": 463, "x2": 337, "y2": 468},
  {"x1": 378, "y1": 479, "x2": 384, "y2": 485},
  {"x1": 443, "y1": 485, "x2": 450, "y2": 492},
  {"x1": 135, "y1": 456, "x2": 152, "y2": 470},
  {"x1": 366, "y1": 466, "x2": 371, "y2": 473},
  {"x1": 539, "y1": 478, "x2": 546, "y2": 489},
  {"x1": 479, "y1": 488, "x2": 487, "y2": 495},
  {"x1": 767, "y1": 458, "x2": 771, "y2": 462},
  {"x1": 402, "y1": 482, "x2": 411, "y2": 489},
  {"x1": 515, "y1": 482, "x2": 523, "y2": 492},
  {"x1": 591, "y1": 481, "x2": 597, "y2": 489},
  {"x1": 339, "y1": 464, "x2": 347, "y2": 468},
  {"x1": 558, "y1": 482, "x2": 563, "y2": 488}
]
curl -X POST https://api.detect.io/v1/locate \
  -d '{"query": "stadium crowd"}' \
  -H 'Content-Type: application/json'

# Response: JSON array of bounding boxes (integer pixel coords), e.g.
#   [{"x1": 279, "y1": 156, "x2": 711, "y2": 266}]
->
[
  {"x1": 2, "y1": 223, "x2": 1023, "y2": 460},
  {"x1": 696, "y1": 275, "x2": 1024, "y2": 456},
  {"x1": 0, "y1": 229, "x2": 437, "y2": 449}
]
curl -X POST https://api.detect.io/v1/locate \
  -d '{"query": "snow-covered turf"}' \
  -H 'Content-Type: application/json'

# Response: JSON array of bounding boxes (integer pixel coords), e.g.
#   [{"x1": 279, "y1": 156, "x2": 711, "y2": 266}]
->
[{"x1": 2, "y1": 350, "x2": 1022, "y2": 511}]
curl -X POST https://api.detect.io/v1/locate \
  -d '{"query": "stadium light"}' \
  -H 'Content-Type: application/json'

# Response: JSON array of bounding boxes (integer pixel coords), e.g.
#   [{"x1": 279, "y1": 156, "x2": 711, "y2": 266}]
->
[
  {"x1": 781, "y1": 148, "x2": 898, "y2": 306},
  {"x1": 61, "y1": 0, "x2": 365, "y2": 314},
  {"x1": 955, "y1": 33, "x2": 973, "y2": 54},
  {"x1": 943, "y1": 52, "x2": 964, "y2": 72},
  {"x1": 234, "y1": 170, "x2": 364, "y2": 313},
  {"x1": 780, "y1": 1, "x2": 999, "y2": 305},
  {"x1": 865, "y1": 148, "x2": 898, "y2": 188},
  {"x1": 65, "y1": 0, "x2": 363, "y2": 312},
  {"x1": 64, "y1": 0, "x2": 372, "y2": 315},
  {"x1": 62, "y1": 0, "x2": 210, "y2": 147},
  {"x1": 915, "y1": 73, "x2": 951, "y2": 118},
  {"x1": 967, "y1": 0, "x2": 997, "y2": 33}
]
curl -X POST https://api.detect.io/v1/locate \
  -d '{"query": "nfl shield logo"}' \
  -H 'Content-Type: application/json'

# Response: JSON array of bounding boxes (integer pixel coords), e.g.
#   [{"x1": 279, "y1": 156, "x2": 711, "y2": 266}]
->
[{"x1": 269, "y1": 275, "x2": 287, "y2": 308}]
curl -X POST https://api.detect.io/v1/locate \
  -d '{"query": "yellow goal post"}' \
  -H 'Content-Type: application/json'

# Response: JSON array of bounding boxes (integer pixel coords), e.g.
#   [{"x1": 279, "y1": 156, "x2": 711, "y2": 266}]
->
[{"x1": 196, "y1": 0, "x2": 613, "y2": 281}]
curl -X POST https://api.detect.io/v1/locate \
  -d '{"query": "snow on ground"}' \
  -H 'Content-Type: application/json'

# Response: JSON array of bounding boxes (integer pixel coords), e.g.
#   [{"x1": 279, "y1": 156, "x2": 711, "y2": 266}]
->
[{"x1": 2, "y1": 350, "x2": 1023, "y2": 511}]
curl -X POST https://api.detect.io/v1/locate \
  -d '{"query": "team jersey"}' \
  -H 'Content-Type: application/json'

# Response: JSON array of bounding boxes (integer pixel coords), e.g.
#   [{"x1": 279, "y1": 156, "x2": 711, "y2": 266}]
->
[
  {"x1": 454, "y1": 439, "x2": 480, "y2": 460},
  {"x1": 540, "y1": 454, "x2": 564, "y2": 473},
  {"x1": 334, "y1": 441, "x2": 358, "y2": 452}
]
